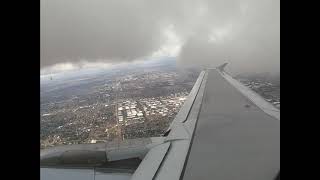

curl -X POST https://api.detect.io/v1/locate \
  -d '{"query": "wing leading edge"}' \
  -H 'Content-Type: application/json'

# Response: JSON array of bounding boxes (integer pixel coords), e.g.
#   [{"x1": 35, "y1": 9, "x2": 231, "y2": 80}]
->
[{"x1": 132, "y1": 66, "x2": 280, "y2": 180}]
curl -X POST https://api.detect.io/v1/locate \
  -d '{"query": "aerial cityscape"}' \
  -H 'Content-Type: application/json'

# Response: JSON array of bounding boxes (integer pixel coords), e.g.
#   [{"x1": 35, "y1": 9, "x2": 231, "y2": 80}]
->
[
  {"x1": 40, "y1": 1, "x2": 279, "y2": 179},
  {"x1": 40, "y1": 60, "x2": 280, "y2": 149}
]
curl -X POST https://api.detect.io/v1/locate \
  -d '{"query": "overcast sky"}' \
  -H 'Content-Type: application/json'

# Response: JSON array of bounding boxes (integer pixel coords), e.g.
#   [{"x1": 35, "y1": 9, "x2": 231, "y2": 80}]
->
[{"x1": 41, "y1": 0, "x2": 279, "y2": 74}]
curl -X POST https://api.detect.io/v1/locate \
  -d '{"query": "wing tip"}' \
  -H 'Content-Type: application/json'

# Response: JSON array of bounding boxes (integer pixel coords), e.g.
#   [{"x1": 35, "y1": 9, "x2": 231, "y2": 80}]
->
[
  {"x1": 203, "y1": 62, "x2": 228, "y2": 72},
  {"x1": 217, "y1": 62, "x2": 228, "y2": 72}
]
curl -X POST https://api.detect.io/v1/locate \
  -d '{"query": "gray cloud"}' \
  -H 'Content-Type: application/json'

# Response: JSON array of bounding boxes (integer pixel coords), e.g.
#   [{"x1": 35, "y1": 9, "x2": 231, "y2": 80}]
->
[
  {"x1": 41, "y1": 0, "x2": 165, "y2": 68},
  {"x1": 177, "y1": 0, "x2": 280, "y2": 74},
  {"x1": 41, "y1": 0, "x2": 279, "y2": 74}
]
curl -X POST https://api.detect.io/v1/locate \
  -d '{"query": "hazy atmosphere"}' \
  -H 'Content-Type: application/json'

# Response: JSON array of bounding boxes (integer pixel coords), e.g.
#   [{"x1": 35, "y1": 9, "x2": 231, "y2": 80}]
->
[{"x1": 41, "y1": 0, "x2": 279, "y2": 75}]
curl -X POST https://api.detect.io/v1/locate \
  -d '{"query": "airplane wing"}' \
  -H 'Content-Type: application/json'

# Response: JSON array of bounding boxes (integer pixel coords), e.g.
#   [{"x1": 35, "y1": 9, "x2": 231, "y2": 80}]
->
[{"x1": 41, "y1": 64, "x2": 280, "y2": 180}]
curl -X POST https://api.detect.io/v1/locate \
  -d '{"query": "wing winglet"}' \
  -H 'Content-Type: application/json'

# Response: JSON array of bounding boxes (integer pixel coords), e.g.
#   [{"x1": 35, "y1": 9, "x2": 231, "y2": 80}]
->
[{"x1": 217, "y1": 62, "x2": 228, "y2": 72}]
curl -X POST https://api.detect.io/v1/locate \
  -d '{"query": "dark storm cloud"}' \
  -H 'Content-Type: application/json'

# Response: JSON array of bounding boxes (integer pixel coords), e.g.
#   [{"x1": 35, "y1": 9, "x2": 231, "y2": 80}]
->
[
  {"x1": 41, "y1": 0, "x2": 165, "y2": 68},
  {"x1": 177, "y1": 0, "x2": 280, "y2": 74},
  {"x1": 41, "y1": 0, "x2": 279, "y2": 74}
]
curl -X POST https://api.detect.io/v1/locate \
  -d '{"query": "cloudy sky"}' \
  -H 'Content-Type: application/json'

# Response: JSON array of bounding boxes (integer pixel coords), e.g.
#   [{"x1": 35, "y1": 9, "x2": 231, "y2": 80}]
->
[{"x1": 41, "y1": 0, "x2": 279, "y2": 75}]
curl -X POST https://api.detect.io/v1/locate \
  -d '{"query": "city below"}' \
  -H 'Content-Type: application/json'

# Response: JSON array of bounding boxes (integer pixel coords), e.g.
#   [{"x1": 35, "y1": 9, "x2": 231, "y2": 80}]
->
[{"x1": 41, "y1": 60, "x2": 280, "y2": 149}]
